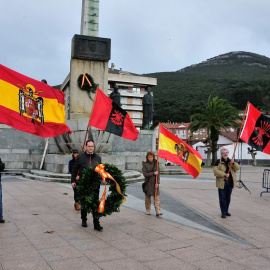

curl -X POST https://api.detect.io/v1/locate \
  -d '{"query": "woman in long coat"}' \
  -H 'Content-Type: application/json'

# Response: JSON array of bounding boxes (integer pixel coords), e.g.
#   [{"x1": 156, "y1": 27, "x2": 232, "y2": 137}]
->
[{"x1": 142, "y1": 151, "x2": 162, "y2": 216}]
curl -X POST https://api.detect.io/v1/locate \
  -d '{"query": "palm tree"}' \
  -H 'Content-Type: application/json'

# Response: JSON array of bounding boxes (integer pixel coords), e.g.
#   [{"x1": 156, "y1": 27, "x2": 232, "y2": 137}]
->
[{"x1": 189, "y1": 96, "x2": 240, "y2": 165}]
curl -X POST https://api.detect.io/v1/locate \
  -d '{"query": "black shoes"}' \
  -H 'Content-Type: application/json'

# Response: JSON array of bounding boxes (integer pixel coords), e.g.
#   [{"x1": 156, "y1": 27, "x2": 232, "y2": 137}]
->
[
  {"x1": 82, "y1": 219, "x2": 103, "y2": 231},
  {"x1": 0, "y1": 219, "x2": 5, "y2": 223},
  {"x1": 221, "y1": 212, "x2": 232, "y2": 218},
  {"x1": 82, "y1": 220, "x2": 88, "y2": 227},
  {"x1": 93, "y1": 219, "x2": 103, "y2": 231}
]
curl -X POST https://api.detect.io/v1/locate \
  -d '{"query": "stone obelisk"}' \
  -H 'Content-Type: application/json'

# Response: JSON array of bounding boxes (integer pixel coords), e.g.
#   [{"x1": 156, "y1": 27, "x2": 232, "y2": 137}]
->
[
  {"x1": 55, "y1": 0, "x2": 111, "y2": 153},
  {"x1": 81, "y1": 0, "x2": 99, "y2": 36},
  {"x1": 69, "y1": 0, "x2": 110, "y2": 120}
]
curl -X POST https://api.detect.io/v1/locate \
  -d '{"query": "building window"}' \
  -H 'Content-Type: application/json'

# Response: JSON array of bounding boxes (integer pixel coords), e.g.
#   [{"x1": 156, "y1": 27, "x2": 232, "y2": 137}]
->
[
  {"x1": 133, "y1": 112, "x2": 140, "y2": 118},
  {"x1": 132, "y1": 87, "x2": 140, "y2": 93},
  {"x1": 121, "y1": 97, "x2": 127, "y2": 104},
  {"x1": 133, "y1": 98, "x2": 141, "y2": 105}
]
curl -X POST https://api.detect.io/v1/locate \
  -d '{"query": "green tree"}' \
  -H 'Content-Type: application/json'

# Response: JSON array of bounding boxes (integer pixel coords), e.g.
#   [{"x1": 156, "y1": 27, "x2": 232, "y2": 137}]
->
[{"x1": 189, "y1": 96, "x2": 240, "y2": 165}]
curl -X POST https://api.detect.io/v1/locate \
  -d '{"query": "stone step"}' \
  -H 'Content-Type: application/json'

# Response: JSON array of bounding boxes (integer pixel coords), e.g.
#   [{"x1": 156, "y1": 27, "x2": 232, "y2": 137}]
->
[
  {"x1": 2, "y1": 169, "x2": 30, "y2": 175},
  {"x1": 30, "y1": 170, "x2": 70, "y2": 179},
  {"x1": 160, "y1": 168, "x2": 186, "y2": 175},
  {"x1": 22, "y1": 170, "x2": 144, "y2": 184},
  {"x1": 23, "y1": 172, "x2": 70, "y2": 183}
]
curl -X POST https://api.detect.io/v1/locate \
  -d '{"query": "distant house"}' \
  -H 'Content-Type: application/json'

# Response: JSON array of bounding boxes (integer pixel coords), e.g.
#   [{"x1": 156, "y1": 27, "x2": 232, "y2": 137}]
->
[{"x1": 154, "y1": 122, "x2": 207, "y2": 142}]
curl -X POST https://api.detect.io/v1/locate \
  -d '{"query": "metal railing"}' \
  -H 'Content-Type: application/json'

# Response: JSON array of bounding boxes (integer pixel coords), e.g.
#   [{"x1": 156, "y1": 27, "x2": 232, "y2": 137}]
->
[{"x1": 260, "y1": 169, "x2": 270, "y2": 197}]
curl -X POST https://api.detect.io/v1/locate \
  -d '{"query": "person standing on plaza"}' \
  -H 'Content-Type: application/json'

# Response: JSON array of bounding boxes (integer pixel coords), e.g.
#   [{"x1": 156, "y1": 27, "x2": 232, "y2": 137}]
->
[
  {"x1": 0, "y1": 158, "x2": 5, "y2": 223},
  {"x1": 69, "y1": 149, "x2": 80, "y2": 211},
  {"x1": 142, "y1": 151, "x2": 162, "y2": 216},
  {"x1": 71, "y1": 140, "x2": 103, "y2": 230},
  {"x1": 213, "y1": 147, "x2": 240, "y2": 218}
]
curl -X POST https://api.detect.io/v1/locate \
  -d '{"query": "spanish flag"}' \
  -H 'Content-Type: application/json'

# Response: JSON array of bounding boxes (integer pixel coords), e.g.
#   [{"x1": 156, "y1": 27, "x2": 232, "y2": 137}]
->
[
  {"x1": 89, "y1": 87, "x2": 139, "y2": 141},
  {"x1": 0, "y1": 64, "x2": 71, "y2": 137},
  {"x1": 158, "y1": 124, "x2": 202, "y2": 178}
]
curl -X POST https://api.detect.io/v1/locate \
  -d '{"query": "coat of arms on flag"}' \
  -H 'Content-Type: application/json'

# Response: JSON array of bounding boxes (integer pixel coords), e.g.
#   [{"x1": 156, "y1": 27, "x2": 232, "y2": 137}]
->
[
  {"x1": 0, "y1": 64, "x2": 72, "y2": 137},
  {"x1": 158, "y1": 124, "x2": 203, "y2": 178}
]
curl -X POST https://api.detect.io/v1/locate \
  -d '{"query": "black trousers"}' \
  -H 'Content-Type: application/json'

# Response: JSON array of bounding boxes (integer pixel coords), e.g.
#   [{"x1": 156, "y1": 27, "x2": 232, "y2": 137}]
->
[{"x1": 81, "y1": 186, "x2": 100, "y2": 222}]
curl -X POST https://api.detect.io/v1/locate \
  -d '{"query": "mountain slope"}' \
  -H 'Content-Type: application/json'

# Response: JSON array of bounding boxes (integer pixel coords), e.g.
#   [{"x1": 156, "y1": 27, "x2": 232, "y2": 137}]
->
[{"x1": 145, "y1": 51, "x2": 270, "y2": 124}]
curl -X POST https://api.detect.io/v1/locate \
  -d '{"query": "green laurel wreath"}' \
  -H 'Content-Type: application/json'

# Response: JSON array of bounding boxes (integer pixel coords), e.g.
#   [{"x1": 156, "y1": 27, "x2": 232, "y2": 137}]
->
[
  {"x1": 76, "y1": 163, "x2": 127, "y2": 219},
  {"x1": 77, "y1": 73, "x2": 97, "y2": 94}
]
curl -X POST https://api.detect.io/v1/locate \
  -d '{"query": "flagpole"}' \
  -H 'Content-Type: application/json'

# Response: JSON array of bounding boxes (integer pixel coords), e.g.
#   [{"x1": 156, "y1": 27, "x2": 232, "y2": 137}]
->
[
  {"x1": 81, "y1": 86, "x2": 99, "y2": 152},
  {"x1": 155, "y1": 123, "x2": 161, "y2": 200},
  {"x1": 227, "y1": 102, "x2": 250, "y2": 177}
]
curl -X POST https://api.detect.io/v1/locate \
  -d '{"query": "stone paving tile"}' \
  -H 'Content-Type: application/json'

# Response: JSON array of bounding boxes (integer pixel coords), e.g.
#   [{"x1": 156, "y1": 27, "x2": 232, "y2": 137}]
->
[
  {"x1": 181, "y1": 235, "x2": 229, "y2": 250},
  {"x1": 39, "y1": 245, "x2": 84, "y2": 262},
  {"x1": 124, "y1": 246, "x2": 172, "y2": 263},
  {"x1": 236, "y1": 254, "x2": 270, "y2": 269},
  {"x1": 190, "y1": 256, "x2": 247, "y2": 270},
  {"x1": 58, "y1": 230, "x2": 95, "y2": 241},
  {"x1": 1, "y1": 257, "x2": 51, "y2": 270},
  {"x1": 251, "y1": 247, "x2": 270, "y2": 258},
  {"x1": 47, "y1": 257, "x2": 101, "y2": 270},
  {"x1": 0, "y1": 245, "x2": 41, "y2": 262},
  {"x1": 28, "y1": 234, "x2": 71, "y2": 250},
  {"x1": 0, "y1": 226, "x2": 24, "y2": 240},
  {"x1": 148, "y1": 237, "x2": 191, "y2": 251},
  {"x1": 107, "y1": 238, "x2": 149, "y2": 251},
  {"x1": 97, "y1": 257, "x2": 151, "y2": 270},
  {"x1": 144, "y1": 257, "x2": 199, "y2": 270},
  {"x1": 82, "y1": 246, "x2": 126, "y2": 263},
  {"x1": 68, "y1": 238, "x2": 108, "y2": 251},
  {"x1": 167, "y1": 245, "x2": 216, "y2": 263},
  {"x1": 0, "y1": 235, "x2": 32, "y2": 249}
]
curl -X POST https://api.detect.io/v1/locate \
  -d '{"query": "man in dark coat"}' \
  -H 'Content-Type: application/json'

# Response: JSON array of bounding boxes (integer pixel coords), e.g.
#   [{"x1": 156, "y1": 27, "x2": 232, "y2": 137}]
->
[
  {"x1": 71, "y1": 140, "x2": 102, "y2": 230},
  {"x1": 0, "y1": 158, "x2": 5, "y2": 223},
  {"x1": 69, "y1": 149, "x2": 80, "y2": 211}
]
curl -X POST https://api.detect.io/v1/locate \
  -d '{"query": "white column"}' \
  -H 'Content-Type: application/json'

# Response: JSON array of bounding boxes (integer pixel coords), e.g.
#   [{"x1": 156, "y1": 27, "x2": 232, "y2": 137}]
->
[{"x1": 81, "y1": 0, "x2": 99, "y2": 36}]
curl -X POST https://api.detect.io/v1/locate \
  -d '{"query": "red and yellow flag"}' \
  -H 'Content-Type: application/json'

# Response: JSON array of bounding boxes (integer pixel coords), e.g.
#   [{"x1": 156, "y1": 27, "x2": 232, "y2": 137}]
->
[
  {"x1": 158, "y1": 124, "x2": 202, "y2": 178},
  {"x1": 0, "y1": 64, "x2": 72, "y2": 137}
]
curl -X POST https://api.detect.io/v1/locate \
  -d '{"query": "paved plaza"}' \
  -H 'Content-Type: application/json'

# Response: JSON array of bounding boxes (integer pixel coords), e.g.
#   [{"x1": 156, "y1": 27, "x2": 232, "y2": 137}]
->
[{"x1": 1, "y1": 165, "x2": 270, "y2": 270}]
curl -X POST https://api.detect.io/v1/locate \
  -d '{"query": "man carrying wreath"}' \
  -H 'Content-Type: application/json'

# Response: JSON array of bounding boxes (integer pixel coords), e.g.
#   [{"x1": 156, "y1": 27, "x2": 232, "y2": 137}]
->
[{"x1": 71, "y1": 140, "x2": 103, "y2": 231}]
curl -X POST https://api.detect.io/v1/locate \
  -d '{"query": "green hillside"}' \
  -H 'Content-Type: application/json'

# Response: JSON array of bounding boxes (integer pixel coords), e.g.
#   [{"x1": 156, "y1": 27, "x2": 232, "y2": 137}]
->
[{"x1": 145, "y1": 51, "x2": 270, "y2": 125}]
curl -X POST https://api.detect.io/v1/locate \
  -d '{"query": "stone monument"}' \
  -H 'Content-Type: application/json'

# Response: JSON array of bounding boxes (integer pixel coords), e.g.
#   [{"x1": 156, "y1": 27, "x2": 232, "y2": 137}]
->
[
  {"x1": 54, "y1": 0, "x2": 112, "y2": 153},
  {"x1": 109, "y1": 85, "x2": 122, "y2": 107},
  {"x1": 142, "y1": 86, "x2": 154, "y2": 129}
]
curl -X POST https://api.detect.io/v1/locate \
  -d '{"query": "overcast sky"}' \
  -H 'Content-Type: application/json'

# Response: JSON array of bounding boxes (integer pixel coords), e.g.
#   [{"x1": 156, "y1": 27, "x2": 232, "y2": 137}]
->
[{"x1": 1, "y1": 0, "x2": 270, "y2": 86}]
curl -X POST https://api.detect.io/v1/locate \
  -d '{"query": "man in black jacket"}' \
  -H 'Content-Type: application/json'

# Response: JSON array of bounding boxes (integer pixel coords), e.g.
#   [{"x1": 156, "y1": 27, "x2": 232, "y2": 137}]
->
[
  {"x1": 0, "y1": 158, "x2": 5, "y2": 223},
  {"x1": 71, "y1": 140, "x2": 102, "y2": 230}
]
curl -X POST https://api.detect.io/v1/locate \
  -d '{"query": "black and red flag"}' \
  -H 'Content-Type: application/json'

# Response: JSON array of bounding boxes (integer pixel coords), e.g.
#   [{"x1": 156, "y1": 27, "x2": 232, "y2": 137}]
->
[
  {"x1": 240, "y1": 102, "x2": 270, "y2": 154},
  {"x1": 89, "y1": 87, "x2": 139, "y2": 141}
]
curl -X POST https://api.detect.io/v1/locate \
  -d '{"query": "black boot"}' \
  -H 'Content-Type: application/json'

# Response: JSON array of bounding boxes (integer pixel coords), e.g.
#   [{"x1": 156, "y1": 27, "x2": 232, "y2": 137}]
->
[
  {"x1": 82, "y1": 220, "x2": 87, "y2": 227},
  {"x1": 93, "y1": 219, "x2": 103, "y2": 231}
]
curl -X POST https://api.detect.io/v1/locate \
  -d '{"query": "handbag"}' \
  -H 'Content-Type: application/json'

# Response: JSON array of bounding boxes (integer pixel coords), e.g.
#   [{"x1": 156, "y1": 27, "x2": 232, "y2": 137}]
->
[
  {"x1": 142, "y1": 182, "x2": 146, "y2": 193},
  {"x1": 0, "y1": 159, "x2": 5, "y2": 172}
]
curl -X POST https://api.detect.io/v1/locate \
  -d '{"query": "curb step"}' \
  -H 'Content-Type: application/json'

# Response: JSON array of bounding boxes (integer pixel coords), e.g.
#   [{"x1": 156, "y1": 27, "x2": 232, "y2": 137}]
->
[
  {"x1": 23, "y1": 173, "x2": 70, "y2": 183},
  {"x1": 22, "y1": 169, "x2": 144, "y2": 184},
  {"x1": 2, "y1": 169, "x2": 30, "y2": 175}
]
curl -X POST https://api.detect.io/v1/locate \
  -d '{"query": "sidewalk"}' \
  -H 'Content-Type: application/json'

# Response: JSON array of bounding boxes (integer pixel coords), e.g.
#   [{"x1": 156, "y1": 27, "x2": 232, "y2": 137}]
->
[{"x1": 1, "y1": 165, "x2": 270, "y2": 270}]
